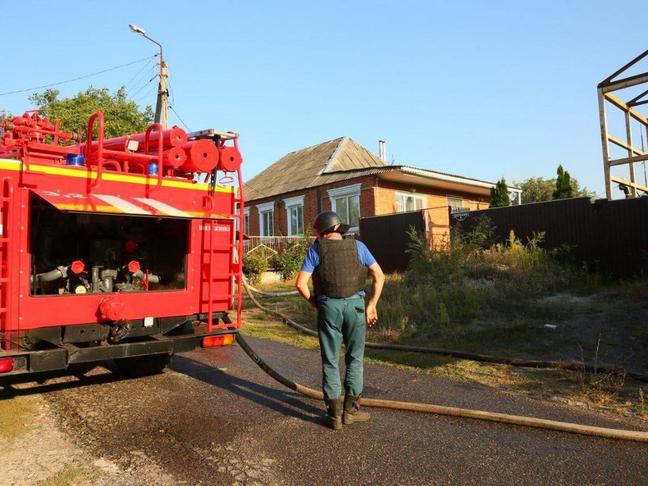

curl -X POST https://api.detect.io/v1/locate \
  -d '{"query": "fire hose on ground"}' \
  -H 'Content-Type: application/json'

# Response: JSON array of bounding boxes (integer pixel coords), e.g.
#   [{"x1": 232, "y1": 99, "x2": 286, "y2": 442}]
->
[
  {"x1": 242, "y1": 279, "x2": 648, "y2": 382},
  {"x1": 238, "y1": 279, "x2": 648, "y2": 443}
]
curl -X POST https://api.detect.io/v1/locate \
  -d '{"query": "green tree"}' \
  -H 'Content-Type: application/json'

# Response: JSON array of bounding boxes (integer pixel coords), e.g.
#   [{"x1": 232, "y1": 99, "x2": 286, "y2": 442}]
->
[
  {"x1": 553, "y1": 165, "x2": 574, "y2": 200},
  {"x1": 517, "y1": 172, "x2": 595, "y2": 204},
  {"x1": 29, "y1": 87, "x2": 153, "y2": 138},
  {"x1": 489, "y1": 177, "x2": 511, "y2": 207},
  {"x1": 568, "y1": 178, "x2": 596, "y2": 200},
  {"x1": 518, "y1": 177, "x2": 554, "y2": 203}
]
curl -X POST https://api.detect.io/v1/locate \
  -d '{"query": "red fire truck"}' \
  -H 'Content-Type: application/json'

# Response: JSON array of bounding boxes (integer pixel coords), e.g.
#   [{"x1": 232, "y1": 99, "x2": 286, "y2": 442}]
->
[{"x1": 0, "y1": 110, "x2": 244, "y2": 377}]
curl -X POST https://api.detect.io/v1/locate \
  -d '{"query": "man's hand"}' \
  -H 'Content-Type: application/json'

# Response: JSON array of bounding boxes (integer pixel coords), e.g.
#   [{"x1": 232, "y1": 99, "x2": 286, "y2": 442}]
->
[
  {"x1": 296, "y1": 271, "x2": 317, "y2": 310},
  {"x1": 308, "y1": 295, "x2": 318, "y2": 308},
  {"x1": 366, "y1": 303, "x2": 378, "y2": 327},
  {"x1": 365, "y1": 263, "x2": 384, "y2": 328}
]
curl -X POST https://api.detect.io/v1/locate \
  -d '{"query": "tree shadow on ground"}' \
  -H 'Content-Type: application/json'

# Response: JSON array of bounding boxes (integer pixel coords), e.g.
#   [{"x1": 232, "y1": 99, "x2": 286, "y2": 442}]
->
[{"x1": 0, "y1": 362, "x2": 125, "y2": 399}]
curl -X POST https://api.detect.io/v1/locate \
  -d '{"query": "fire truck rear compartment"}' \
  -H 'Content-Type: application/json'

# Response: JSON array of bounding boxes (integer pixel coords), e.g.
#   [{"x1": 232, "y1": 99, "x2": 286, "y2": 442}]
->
[{"x1": 29, "y1": 192, "x2": 188, "y2": 296}]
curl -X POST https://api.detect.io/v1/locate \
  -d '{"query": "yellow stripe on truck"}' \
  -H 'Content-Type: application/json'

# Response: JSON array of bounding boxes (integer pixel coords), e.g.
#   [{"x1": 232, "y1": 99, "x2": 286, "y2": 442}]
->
[
  {"x1": 54, "y1": 203, "x2": 120, "y2": 212},
  {"x1": 0, "y1": 158, "x2": 234, "y2": 193}
]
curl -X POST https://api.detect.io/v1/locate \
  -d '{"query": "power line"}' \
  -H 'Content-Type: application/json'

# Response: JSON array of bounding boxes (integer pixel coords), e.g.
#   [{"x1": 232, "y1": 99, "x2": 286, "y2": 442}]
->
[
  {"x1": 0, "y1": 55, "x2": 157, "y2": 97},
  {"x1": 123, "y1": 59, "x2": 158, "y2": 92},
  {"x1": 130, "y1": 76, "x2": 157, "y2": 101},
  {"x1": 169, "y1": 105, "x2": 190, "y2": 131},
  {"x1": 133, "y1": 82, "x2": 158, "y2": 106},
  {"x1": 169, "y1": 82, "x2": 176, "y2": 107},
  {"x1": 128, "y1": 69, "x2": 158, "y2": 98},
  {"x1": 167, "y1": 81, "x2": 189, "y2": 131}
]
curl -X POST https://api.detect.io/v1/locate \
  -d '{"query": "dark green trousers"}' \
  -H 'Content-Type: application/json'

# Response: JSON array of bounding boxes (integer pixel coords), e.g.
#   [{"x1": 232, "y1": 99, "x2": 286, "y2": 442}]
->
[{"x1": 317, "y1": 295, "x2": 366, "y2": 400}]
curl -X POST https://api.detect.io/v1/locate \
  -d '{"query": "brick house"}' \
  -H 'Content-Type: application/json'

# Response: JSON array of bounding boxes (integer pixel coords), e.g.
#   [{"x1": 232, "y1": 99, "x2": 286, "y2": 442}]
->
[{"x1": 244, "y1": 137, "x2": 520, "y2": 237}]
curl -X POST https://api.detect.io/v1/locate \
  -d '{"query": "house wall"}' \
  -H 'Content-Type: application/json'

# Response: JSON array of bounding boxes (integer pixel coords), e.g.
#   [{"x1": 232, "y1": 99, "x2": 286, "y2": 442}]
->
[
  {"x1": 246, "y1": 175, "x2": 376, "y2": 236},
  {"x1": 246, "y1": 175, "x2": 489, "y2": 235},
  {"x1": 424, "y1": 206, "x2": 451, "y2": 250},
  {"x1": 373, "y1": 180, "x2": 490, "y2": 215}
]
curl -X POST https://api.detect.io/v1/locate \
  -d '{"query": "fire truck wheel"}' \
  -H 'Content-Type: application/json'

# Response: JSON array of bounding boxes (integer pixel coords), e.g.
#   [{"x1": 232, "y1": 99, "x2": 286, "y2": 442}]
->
[{"x1": 113, "y1": 354, "x2": 171, "y2": 377}]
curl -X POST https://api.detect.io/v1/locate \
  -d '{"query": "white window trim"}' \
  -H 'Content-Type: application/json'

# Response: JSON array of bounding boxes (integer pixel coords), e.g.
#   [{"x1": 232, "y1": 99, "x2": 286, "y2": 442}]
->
[
  {"x1": 256, "y1": 201, "x2": 275, "y2": 213},
  {"x1": 447, "y1": 195, "x2": 468, "y2": 214},
  {"x1": 283, "y1": 195, "x2": 305, "y2": 236},
  {"x1": 243, "y1": 207, "x2": 250, "y2": 234},
  {"x1": 283, "y1": 195, "x2": 305, "y2": 207},
  {"x1": 256, "y1": 202, "x2": 275, "y2": 237},
  {"x1": 395, "y1": 191, "x2": 426, "y2": 212},
  {"x1": 327, "y1": 183, "x2": 362, "y2": 199},
  {"x1": 327, "y1": 183, "x2": 362, "y2": 233}
]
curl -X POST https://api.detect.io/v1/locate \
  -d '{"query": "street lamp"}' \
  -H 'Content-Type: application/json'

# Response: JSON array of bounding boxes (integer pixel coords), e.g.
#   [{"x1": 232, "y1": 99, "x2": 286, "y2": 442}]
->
[{"x1": 128, "y1": 23, "x2": 169, "y2": 129}]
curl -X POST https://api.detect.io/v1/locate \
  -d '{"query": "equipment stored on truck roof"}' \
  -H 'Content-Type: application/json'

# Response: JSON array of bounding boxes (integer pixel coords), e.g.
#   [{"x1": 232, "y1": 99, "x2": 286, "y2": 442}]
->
[{"x1": 0, "y1": 110, "x2": 244, "y2": 376}]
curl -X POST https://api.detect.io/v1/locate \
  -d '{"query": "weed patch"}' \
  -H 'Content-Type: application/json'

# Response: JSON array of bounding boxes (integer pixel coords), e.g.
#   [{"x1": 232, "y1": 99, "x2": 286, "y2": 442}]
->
[
  {"x1": 638, "y1": 388, "x2": 647, "y2": 417},
  {"x1": 37, "y1": 465, "x2": 90, "y2": 486}
]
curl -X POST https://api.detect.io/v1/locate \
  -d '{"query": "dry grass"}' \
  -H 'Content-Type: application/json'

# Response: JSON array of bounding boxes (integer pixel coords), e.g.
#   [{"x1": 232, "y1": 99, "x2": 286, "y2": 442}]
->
[
  {"x1": 37, "y1": 466, "x2": 91, "y2": 486},
  {"x1": 0, "y1": 394, "x2": 39, "y2": 440}
]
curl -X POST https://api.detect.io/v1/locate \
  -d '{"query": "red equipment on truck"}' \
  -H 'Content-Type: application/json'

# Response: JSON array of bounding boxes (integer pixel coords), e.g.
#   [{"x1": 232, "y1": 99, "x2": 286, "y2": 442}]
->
[{"x1": 0, "y1": 110, "x2": 244, "y2": 376}]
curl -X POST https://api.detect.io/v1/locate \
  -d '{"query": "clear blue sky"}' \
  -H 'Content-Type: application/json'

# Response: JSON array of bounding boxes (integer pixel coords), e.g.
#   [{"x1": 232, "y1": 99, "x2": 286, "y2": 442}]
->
[{"x1": 2, "y1": 0, "x2": 647, "y2": 197}]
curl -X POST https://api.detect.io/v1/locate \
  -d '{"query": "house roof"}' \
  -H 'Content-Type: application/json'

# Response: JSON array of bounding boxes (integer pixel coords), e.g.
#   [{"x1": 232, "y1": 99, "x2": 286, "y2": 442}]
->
[
  {"x1": 245, "y1": 137, "x2": 519, "y2": 201},
  {"x1": 244, "y1": 137, "x2": 387, "y2": 200}
]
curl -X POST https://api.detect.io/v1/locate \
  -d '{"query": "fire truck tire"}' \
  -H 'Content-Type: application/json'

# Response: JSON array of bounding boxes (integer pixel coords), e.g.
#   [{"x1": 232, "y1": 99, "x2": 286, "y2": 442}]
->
[{"x1": 113, "y1": 354, "x2": 171, "y2": 376}]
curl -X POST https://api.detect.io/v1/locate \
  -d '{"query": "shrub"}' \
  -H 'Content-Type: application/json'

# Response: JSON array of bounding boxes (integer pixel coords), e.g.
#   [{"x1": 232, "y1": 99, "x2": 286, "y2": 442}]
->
[
  {"x1": 243, "y1": 252, "x2": 268, "y2": 284},
  {"x1": 275, "y1": 246, "x2": 304, "y2": 280},
  {"x1": 274, "y1": 232, "x2": 313, "y2": 280}
]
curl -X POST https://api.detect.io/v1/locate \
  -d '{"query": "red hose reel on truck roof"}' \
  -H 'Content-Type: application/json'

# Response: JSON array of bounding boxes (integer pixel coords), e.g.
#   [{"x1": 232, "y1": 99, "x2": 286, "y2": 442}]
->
[{"x1": 0, "y1": 111, "x2": 243, "y2": 175}]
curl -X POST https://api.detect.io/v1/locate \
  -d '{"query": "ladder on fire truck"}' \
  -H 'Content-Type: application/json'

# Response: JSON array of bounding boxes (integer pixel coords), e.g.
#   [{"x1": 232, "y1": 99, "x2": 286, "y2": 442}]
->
[
  {"x1": 0, "y1": 177, "x2": 14, "y2": 351},
  {"x1": 203, "y1": 168, "x2": 245, "y2": 333}
]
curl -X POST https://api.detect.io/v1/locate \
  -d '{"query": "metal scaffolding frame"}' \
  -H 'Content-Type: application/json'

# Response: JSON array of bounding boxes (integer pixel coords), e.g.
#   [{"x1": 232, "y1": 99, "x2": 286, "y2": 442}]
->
[{"x1": 598, "y1": 48, "x2": 648, "y2": 199}]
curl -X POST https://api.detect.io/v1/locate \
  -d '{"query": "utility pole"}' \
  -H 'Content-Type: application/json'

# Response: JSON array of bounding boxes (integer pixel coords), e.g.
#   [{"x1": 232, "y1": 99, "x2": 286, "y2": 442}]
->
[{"x1": 128, "y1": 24, "x2": 168, "y2": 129}]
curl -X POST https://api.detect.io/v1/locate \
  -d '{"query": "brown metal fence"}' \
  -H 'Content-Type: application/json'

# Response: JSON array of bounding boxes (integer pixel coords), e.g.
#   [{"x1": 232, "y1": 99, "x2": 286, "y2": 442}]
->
[
  {"x1": 359, "y1": 198, "x2": 648, "y2": 275},
  {"x1": 359, "y1": 211, "x2": 426, "y2": 273},
  {"x1": 452, "y1": 197, "x2": 648, "y2": 276}
]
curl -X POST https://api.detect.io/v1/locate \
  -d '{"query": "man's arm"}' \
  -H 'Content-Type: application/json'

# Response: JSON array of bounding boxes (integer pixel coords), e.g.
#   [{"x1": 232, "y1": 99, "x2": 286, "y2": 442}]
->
[
  {"x1": 365, "y1": 262, "x2": 384, "y2": 327},
  {"x1": 295, "y1": 271, "x2": 317, "y2": 308}
]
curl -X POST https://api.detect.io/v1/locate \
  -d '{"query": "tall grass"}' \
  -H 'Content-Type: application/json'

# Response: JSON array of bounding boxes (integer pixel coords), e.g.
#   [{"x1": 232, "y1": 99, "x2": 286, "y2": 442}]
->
[{"x1": 377, "y1": 216, "x2": 583, "y2": 340}]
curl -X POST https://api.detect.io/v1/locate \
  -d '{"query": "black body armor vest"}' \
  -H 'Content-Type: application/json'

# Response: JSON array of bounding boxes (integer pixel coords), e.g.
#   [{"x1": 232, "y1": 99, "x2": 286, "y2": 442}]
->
[{"x1": 312, "y1": 238, "x2": 368, "y2": 298}]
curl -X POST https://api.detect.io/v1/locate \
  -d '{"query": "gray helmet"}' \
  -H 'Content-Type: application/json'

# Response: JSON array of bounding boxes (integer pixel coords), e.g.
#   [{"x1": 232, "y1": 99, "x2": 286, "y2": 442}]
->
[{"x1": 313, "y1": 211, "x2": 350, "y2": 235}]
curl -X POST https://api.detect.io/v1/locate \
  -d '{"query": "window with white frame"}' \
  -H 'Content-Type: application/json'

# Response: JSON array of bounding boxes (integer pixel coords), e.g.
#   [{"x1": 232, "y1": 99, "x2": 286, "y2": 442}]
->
[
  {"x1": 257, "y1": 201, "x2": 275, "y2": 236},
  {"x1": 395, "y1": 192, "x2": 426, "y2": 213},
  {"x1": 234, "y1": 203, "x2": 241, "y2": 232},
  {"x1": 327, "y1": 183, "x2": 361, "y2": 232},
  {"x1": 244, "y1": 207, "x2": 250, "y2": 235},
  {"x1": 447, "y1": 196, "x2": 466, "y2": 213},
  {"x1": 283, "y1": 195, "x2": 304, "y2": 236}
]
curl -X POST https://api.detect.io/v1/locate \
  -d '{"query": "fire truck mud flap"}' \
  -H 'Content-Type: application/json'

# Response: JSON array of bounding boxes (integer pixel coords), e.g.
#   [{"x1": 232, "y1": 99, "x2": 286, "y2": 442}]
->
[
  {"x1": 66, "y1": 339, "x2": 174, "y2": 364},
  {"x1": 30, "y1": 348, "x2": 68, "y2": 372}
]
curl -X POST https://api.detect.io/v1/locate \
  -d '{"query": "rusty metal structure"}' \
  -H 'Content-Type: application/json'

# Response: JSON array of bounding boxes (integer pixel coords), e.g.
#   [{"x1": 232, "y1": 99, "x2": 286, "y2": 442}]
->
[{"x1": 598, "y1": 48, "x2": 648, "y2": 199}]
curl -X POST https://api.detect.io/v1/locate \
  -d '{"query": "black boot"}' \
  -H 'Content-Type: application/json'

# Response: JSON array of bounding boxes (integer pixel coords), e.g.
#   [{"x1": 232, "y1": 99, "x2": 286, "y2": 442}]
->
[
  {"x1": 324, "y1": 398, "x2": 343, "y2": 430},
  {"x1": 343, "y1": 394, "x2": 370, "y2": 425}
]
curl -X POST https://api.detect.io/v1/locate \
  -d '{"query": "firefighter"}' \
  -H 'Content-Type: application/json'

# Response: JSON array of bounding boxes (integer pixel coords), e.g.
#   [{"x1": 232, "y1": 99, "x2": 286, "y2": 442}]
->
[{"x1": 295, "y1": 211, "x2": 385, "y2": 430}]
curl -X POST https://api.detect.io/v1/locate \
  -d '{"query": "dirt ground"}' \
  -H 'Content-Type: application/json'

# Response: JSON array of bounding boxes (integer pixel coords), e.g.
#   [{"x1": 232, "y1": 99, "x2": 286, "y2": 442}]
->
[
  {"x1": 535, "y1": 291, "x2": 648, "y2": 374},
  {"x1": 0, "y1": 374, "x2": 178, "y2": 486}
]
